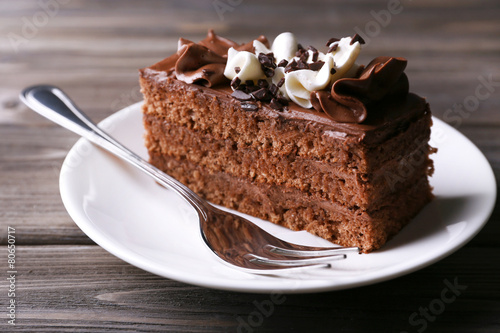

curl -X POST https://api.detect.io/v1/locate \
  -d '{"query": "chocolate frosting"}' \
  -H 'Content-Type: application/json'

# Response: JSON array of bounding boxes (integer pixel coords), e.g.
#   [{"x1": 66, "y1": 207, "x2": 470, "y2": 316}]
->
[
  {"x1": 175, "y1": 43, "x2": 228, "y2": 87},
  {"x1": 148, "y1": 30, "x2": 268, "y2": 87},
  {"x1": 143, "y1": 32, "x2": 421, "y2": 127},
  {"x1": 311, "y1": 56, "x2": 410, "y2": 123}
]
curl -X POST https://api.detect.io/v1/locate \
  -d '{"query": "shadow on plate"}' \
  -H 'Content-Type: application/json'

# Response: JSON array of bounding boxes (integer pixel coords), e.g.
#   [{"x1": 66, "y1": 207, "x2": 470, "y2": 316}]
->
[{"x1": 377, "y1": 194, "x2": 483, "y2": 253}]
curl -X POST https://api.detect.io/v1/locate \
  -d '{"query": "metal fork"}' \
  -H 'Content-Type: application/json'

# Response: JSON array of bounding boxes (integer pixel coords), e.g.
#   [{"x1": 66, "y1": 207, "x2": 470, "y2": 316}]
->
[{"x1": 20, "y1": 85, "x2": 359, "y2": 274}]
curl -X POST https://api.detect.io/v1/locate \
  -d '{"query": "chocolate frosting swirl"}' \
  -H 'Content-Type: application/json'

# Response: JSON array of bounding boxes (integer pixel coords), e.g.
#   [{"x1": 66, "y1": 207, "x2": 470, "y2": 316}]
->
[
  {"x1": 148, "y1": 30, "x2": 268, "y2": 87},
  {"x1": 311, "y1": 56, "x2": 409, "y2": 123},
  {"x1": 175, "y1": 43, "x2": 228, "y2": 87}
]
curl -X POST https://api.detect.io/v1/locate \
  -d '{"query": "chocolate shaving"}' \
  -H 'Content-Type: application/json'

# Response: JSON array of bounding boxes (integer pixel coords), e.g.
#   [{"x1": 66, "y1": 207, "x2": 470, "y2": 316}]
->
[
  {"x1": 350, "y1": 33, "x2": 366, "y2": 45},
  {"x1": 308, "y1": 45, "x2": 318, "y2": 53},
  {"x1": 269, "y1": 93, "x2": 288, "y2": 111},
  {"x1": 308, "y1": 46, "x2": 319, "y2": 62},
  {"x1": 231, "y1": 89, "x2": 253, "y2": 101},
  {"x1": 230, "y1": 77, "x2": 241, "y2": 89},
  {"x1": 284, "y1": 57, "x2": 314, "y2": 72},
  {"x1": 241, "y1": 102, "x2": 259, "y2": 111},
  {"x1": 312, "y1": 51, "x2": 318, "y2": 62},
  {"x1": 277, "y1": 77, "x2": 285, "y2": 88},
  {"x1": 296, "y1": 59, "x2": 309, "y2": 70},
  {"x1": 298, "y1": 51, "x2": 309, "y2": 63},
  {"x1": 245, "y1": 85, "x2": 260, "y2": 93},
  {"x1": 236, "y1": 81, "x2": 260, "y2": 94},
  {"x1": 231, "y1": 76, "x2": 288, "y2": 111},
  {"x1": 308, "y1": 61, "x2": 325, "y2": 71},
  {"x1": 263, "y1": 67, "x2": 275, "y2": 78},
  {"x1": 328, "y1": 43, "x2": 339, "y2": 53},
  {"x1": 234, "y1": 66, "x2": 241, "y2": 74},
  {"x1": 284, "y1": 59, "x2": 298, "y2": 73},
  {"x1": 295, "y1": 47, "x2": 307, "y2": 59},
  {"x1": 257, "y1": 79, "x2": 269, "y2": 88},
  {"x1": 251, "y1": 88, "x2": 272, "y2": 102},
  {"x1": 258, "y1": 52, "x2": 276, "y2": 69},
  {"x1": 257, "y1": 52, "x2": 277, "y2": 78},
  {"x1": 330, "y1": 68, "x2": 337, "y2": 75},
  {"x1": 325, "y1": 37, "x2": 340, "y2": 46},
  {"x1": 277, "y1": 59, "x2": 288, "y2": 67},
  {"x1": 277, "y1": 94, "x2": 289, "y2": 106},
  {"x1": 269, "y1": 83, "x2": 279, "y2": 96},
  {"x1": 269, "y1": 98, "x2": 284, "y2": 111}
]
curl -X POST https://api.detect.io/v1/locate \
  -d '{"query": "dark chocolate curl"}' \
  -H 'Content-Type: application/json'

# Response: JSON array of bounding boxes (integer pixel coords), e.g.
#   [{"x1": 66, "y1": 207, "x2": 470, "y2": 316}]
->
[{"x1": 312, "y1": 56, "x2": 409, "y2": 123}]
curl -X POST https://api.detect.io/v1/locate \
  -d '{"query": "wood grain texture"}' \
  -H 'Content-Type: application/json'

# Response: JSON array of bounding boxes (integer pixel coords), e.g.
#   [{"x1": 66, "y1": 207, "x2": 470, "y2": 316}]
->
[
  {"x1": 1, "y1": 0, "x2": 499, "y2": 331},
  {"x1": 2, "y1": 245, "x2": 499, "y2": 332}
]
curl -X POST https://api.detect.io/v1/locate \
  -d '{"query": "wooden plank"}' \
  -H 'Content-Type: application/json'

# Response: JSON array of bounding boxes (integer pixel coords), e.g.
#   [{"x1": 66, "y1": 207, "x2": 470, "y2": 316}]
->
[{"x1": 1, "y1": 245, "x2": 498, "y2": 332}]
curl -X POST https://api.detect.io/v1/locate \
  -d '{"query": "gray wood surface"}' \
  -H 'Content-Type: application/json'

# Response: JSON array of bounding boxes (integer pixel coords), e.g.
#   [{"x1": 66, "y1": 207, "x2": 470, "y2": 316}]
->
[{"x1": 1, "y1": 0, "x2": 499, "y2": 332}]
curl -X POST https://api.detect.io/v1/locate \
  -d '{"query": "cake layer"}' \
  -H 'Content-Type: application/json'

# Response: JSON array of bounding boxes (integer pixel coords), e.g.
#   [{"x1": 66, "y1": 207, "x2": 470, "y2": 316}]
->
[
  {"x1": 149, "y1": 152, "x2": 432, "y2": 252},
  {"x1": 144, "y1": 111, "x2": 433, "y2": 210}
]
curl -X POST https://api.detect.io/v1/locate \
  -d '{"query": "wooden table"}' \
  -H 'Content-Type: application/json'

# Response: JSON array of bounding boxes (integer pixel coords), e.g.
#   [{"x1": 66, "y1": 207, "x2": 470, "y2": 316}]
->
[{"x1": 1, "y1": 0, "x2": 499, "y2": 331}]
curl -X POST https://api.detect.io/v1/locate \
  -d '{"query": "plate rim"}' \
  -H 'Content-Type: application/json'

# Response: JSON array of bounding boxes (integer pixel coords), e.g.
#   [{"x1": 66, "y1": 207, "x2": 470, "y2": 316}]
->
[{"x1": 59, "y1": 101, "x2": 497, "y2": 294}]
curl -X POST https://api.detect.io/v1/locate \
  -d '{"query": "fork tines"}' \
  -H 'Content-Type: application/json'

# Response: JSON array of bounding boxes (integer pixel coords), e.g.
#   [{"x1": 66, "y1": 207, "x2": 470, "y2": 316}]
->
[{"x1": 243, "y1": 244, "x2": 360, "y2": 269}]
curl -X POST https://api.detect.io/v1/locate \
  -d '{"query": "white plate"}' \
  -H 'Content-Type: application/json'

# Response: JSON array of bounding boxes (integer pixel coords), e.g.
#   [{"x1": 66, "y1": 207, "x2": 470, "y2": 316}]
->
[{"x1": 59, "y1": 102, "x2": 496, "y2": 294}]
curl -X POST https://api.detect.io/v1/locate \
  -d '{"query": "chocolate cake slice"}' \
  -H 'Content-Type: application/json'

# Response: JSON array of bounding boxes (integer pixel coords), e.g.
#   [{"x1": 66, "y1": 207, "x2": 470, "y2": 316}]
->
[{"x1": 139, "y1": 30, "x2": 434, "y2": 253}]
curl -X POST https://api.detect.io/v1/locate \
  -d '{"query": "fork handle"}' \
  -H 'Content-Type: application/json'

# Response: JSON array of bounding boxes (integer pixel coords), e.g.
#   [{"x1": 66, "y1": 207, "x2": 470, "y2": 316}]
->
[{"x1": 20, "y1": 85, "x2": 209, "y2": 216}]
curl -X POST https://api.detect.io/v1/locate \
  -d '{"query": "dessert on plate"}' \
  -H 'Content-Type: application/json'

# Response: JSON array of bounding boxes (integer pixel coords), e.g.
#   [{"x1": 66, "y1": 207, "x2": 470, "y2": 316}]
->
[{"x1": 139, "y1": 30, "x2": 435, "y2": 253}]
